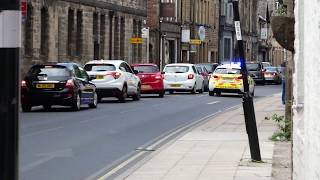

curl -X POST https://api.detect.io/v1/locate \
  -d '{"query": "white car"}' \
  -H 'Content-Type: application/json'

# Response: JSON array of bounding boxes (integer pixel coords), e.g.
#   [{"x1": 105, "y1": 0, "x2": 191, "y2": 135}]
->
[
  {"x1": 163, "y1": 63, "x2": 204, "y2": 94},
  {"x1": 84, "y1": 60, "x2": 141, "y2": 102}
]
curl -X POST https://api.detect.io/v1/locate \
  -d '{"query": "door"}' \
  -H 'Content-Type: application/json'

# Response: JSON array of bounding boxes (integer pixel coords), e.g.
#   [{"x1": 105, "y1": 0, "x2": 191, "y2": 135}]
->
[{"x1": 120, "y1": 63, "x2": 138, "y2": 94}]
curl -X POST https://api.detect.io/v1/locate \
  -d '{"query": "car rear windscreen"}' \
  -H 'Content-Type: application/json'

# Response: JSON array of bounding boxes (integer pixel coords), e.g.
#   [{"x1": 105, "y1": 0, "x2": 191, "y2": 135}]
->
[
  {"x1": 84, "y1": 64, "x2": 116, "y2": 71},
  {"x1": 132, "y1": 65, "x2": 159, "y2": 73},
  {"x1": 28, "y1": 66, "x2": 71, "y2": 81},
  {"x1": 265, "y1": 67, "x2": 278, "y2": 72},
  {"x1": 246, "y1": 63, "x2": 260, "y2": 71},
  {"x1": 214, "y1": 68, "x2": 241, "y2": 74},
  {"x1": 164, "y1": 66, "x2": 189, "y2": 73}
]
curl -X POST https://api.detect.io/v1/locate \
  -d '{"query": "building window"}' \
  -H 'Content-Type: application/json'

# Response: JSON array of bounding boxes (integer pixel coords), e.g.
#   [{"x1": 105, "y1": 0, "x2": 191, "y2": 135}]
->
[
  {"x1": 100, "y1": 14, "x2": 105, "y2": 59},
  {"x1": 223, "y1": 38, "x2": 231, "y2": 61},
  {"x1": 93, "y1": 12, "x2": 99, "y2": 60},
  {"x1": 40, "y1": 7, "x2": 49, "y2": 57},
  {"x1": 76, "y1": 10, "x2": 83, "y2": 56},
  {"x1": 113, "y1": 17, "x2": 119, "y2": 59},
  {"x1": 25, "y1": 4, "x2": 33, "y2": 57},
  {"x1": 120, "y1": 17, "x2": 125, "y2": 59},
  {"x1": 67, "y1": 9, "x2": 74, "y2": 56}
]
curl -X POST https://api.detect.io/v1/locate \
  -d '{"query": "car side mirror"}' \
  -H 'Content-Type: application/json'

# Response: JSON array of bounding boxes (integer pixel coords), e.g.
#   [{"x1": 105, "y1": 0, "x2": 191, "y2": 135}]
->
[{"x1": 161, "y1": 72, "x2": 165, "y2": 74}]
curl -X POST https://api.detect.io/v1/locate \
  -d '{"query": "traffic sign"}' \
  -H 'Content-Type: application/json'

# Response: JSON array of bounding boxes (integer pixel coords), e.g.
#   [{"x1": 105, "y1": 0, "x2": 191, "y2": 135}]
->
[
  {"x1": 130, "y1": 37, "x2": 143, "y2": 44},
  {"x1": 189, "y1": 39, "x2": 201, "y2": 45}
]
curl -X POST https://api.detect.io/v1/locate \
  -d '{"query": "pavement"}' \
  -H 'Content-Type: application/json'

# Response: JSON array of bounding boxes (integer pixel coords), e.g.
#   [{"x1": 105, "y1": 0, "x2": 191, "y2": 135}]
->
[{"x1": 114, "y1": 93, "x2": 285, "y2": 180}]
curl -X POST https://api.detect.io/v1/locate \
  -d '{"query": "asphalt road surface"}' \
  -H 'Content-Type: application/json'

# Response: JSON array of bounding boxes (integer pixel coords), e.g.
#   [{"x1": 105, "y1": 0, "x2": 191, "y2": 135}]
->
[{"x1": 20, "y1": 84, "x2": 281, "y2": 180}]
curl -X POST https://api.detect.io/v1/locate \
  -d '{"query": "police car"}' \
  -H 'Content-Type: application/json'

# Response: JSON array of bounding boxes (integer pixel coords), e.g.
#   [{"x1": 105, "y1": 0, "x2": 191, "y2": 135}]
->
[{"x1": 208, "y1": 63, "x2": 255, "y2": 96}]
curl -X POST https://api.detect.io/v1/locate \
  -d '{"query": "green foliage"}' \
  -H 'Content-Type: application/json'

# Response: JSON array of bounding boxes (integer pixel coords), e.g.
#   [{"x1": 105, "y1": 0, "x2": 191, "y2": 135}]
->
[
  {"x1": 269, "y1": 114, "x2": 292, "y2": 141},
  {"x1": 276, "y1": 4, "x2": 287, "y2": 16}
]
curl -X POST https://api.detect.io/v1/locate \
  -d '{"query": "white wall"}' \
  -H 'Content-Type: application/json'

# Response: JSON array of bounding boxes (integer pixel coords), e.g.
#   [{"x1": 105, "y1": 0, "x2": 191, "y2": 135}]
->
[{"x1": 294, "y1": 0, "x2": 320, "y2": 179}]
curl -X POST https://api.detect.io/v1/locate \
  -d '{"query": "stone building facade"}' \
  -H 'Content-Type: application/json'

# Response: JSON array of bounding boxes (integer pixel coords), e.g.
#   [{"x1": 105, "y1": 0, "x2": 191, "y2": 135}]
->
[
  {"x1": 22, "y1": 0, "x2": 147, "y2": 74},
  {"x1": 219, "y1": 0, "x2": 258, "y2": 63},
  {"x1": 257, "y1": 0, "x2": 293, "y2": 66},
  {"x1": 147, "y1": 0, "x2": 220, "y2": 69}
]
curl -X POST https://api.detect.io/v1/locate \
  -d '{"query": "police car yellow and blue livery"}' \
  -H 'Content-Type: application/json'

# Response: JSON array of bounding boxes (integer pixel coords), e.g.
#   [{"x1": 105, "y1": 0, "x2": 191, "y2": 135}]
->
[{"x1": 208, "y1": 63, "x2": 255, "y2": 96}]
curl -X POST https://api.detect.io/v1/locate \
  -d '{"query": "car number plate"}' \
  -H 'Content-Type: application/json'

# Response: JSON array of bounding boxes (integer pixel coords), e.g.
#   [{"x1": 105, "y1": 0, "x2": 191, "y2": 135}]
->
[
  {"x1": 36, "y1": 84, "x2": 55, "y2": 88},
  {"x1": 141, "y1": 85, "x2": 152, "y2": 90},
  {"x1": 170, "y1": 84, "x2": 181, "y2": 87},
  {"x1": 96, "y1": 75, "x2": 104, "y2": 79}
]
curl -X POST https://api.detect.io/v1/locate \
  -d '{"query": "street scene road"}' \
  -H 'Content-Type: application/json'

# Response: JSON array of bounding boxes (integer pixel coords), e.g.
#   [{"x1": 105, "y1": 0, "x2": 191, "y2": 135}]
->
[{"x1": 20, "y1": 85, "x2": 281, "y2": 180}]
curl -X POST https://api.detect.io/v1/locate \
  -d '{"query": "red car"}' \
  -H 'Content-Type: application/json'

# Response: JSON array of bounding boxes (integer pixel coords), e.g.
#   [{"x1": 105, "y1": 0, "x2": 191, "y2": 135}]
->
[{"x1": 131, "y1": 64, "x2": 165, "y2": 97}]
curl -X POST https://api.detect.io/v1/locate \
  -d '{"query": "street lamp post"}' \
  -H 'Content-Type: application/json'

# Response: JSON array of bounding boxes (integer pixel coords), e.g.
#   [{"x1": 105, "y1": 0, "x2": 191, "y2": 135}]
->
[
  {"x1": 0, "y1": 0, "x2": 21, "y2": 179},
  {"x1": 232, "y1": 0, "x2": 261, "y2": 161}
]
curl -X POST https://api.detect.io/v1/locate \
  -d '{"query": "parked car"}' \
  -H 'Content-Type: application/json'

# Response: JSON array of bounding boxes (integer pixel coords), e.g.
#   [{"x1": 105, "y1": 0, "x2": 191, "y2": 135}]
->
[
  {"x1": 246, "y1": 62, "x2": 265, "y2": 85},
  {"x1": 163, "y1": 63, "x2": 204, "y2": 94},
  {"x1": 131, "y1": 64, "x2": 165, "y2": 97},
  {"x1": 21, "y1": 63, "x2": 98, "y2": 112},
  {"x1": 197, "y1": 63, "x2": 219, "y2": 74},
  {"x1": 84, "y1": 60, "x2": 141, "y2": 102},
  {"x1": 264, "y1": 67, "x2": 282, "y2": 84},
  {"x1": 262, "y1": 62, "x2": 272, "y2": 68},
  {"x1": 209, "y1": 63, "x2": 255, "y2": 96},
  {"x1": 195, "y1": 64, "x2": 210, "y2": 91}
]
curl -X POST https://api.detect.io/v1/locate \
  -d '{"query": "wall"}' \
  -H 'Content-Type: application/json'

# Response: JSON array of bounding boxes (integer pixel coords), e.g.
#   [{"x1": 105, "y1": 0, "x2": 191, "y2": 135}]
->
[{"x1": 293, "y1": 0, "x2": 320, "y2": 179}]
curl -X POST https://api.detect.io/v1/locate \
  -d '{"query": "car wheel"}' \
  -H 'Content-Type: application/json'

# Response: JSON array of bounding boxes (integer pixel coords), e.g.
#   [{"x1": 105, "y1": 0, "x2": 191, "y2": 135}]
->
[
  {"x1": 191, "y1": 84, "x2": 197, "y2": 94},
  {"x1": 89, "y1": 92, "x2": 98, "y2": 108},
  {"x1": 22, "y1": 104, "x2": 32, "y2": 112},
  {"x1": 159, "y1": 91, "x2": 165, "y2": 98},
  {"x1": 209, "y1": 91, "x2": 215, "y2": 96},
  {"x1": 118, "y1": 85, "x2": 127, "y2": 103},
  {"x1": 43, "y1": 104, "x2": 51, "y2": 111},
  {"x1": 72, "y1": 93, "x2": 81, "y2": 111},
  {"x1": 132, "y1": 85, "x2": 141, "y2": 101}
]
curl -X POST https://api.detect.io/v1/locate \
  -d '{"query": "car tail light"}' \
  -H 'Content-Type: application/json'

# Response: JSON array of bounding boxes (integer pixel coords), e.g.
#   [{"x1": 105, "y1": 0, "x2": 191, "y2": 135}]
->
[
  {"x1": 66, "y1": 79, "x2": 74, "y2": 96},
  {"x1": 21, "y1": 80, "x2": 27, "y2": 88},
  {"x1": 237, "y1": 76, "x2": 243, "y2": 80},
  {"x1": 107, "y1": 72, "x2": 121, "y2": 79},
  {"x1": 273, "y1": 73, "x2": 277, "y2": 76},
  {"x1": 155, "y1": 75, "x2": 162, "y2": 80},
  {"x1": 213, "y1": 75, "x2": 220, "y2": 79},
  {"x1": 188, "y1": 74, "x2": 194, "y2": 79}
]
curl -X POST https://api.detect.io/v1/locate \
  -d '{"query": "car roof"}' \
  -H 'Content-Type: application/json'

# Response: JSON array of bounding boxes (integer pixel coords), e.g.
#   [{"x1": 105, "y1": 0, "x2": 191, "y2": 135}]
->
[
  {"x1": 85, "y1": 60, "x2": 126, "y2": 66},
  {"x1": 165, "y1": 63, "x2": 193, "y2": 66},
  {"x1": 216, "y1": 63, "x2": 241, "y2": 69},
  {"x1": 131, "y1": 63, "x2": 158, "y2": 66}
]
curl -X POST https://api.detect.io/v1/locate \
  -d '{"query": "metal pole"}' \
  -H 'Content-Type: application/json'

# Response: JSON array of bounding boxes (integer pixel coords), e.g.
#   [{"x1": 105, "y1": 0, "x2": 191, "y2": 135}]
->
[
  {"x1": 232, "y1": 0, "x2": 261, "y2": 161},
  {"x1": 0, "y1": 0, "x2": 21, "y2": 179}
]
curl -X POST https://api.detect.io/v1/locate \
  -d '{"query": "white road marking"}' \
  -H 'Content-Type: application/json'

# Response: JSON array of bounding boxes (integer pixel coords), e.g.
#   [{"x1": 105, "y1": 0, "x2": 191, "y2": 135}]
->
[{"x1": 207, "y1": 101, "x2": 220, "y2": 105}]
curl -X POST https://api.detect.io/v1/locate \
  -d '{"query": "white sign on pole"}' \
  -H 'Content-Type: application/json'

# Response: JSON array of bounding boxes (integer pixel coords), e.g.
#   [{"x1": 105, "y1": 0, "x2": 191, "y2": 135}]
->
[
  {"x1": 0, "y1": 11, "x2": 21, "y2": 48},
  {"x1": 198, "y1": 26, "x2": 206, "y2": 41},
  {"x1": 260, "y1": 28, "x2": 268, "y2": 40},
  {"x1": 234, "y1": 21, "x2": 242, "y2": 41},
  {"x1": 181, "y1": 29, "x2": 190, "y2": 43},
  {"x1": 141, "y1": 27, "x2": 149, "y2": 39}
]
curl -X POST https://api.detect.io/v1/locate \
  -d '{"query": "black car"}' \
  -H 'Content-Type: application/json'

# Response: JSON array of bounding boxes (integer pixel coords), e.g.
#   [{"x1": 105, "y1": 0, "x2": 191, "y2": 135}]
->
[
  {"x1": 246, "y1": 62, "x2": 265, "y2": 84},
  {"x1": 21, "y1": 63, "x2": 98, "y2": 112}
]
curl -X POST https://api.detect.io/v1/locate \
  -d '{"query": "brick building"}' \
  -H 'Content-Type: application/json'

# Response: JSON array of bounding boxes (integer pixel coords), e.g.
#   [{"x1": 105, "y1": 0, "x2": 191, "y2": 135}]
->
[{"x1": 22, "y1": 0, "x2": 147, "y2": 74}]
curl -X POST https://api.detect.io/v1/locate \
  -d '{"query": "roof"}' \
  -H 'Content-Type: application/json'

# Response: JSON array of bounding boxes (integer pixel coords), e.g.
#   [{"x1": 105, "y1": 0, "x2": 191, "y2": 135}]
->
[
  {"x1": 85, "y1": 60, "x2": 126, "y2": 66},
  {"x1": 165, "y1": 63, "x2": 193, "y2": 66},
  {"x1": 131, "y1": 63, "x2": 158, "y2": 66},
  {"x1": 216, "y1": 63, "x2": 241, "y2": 69}
]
